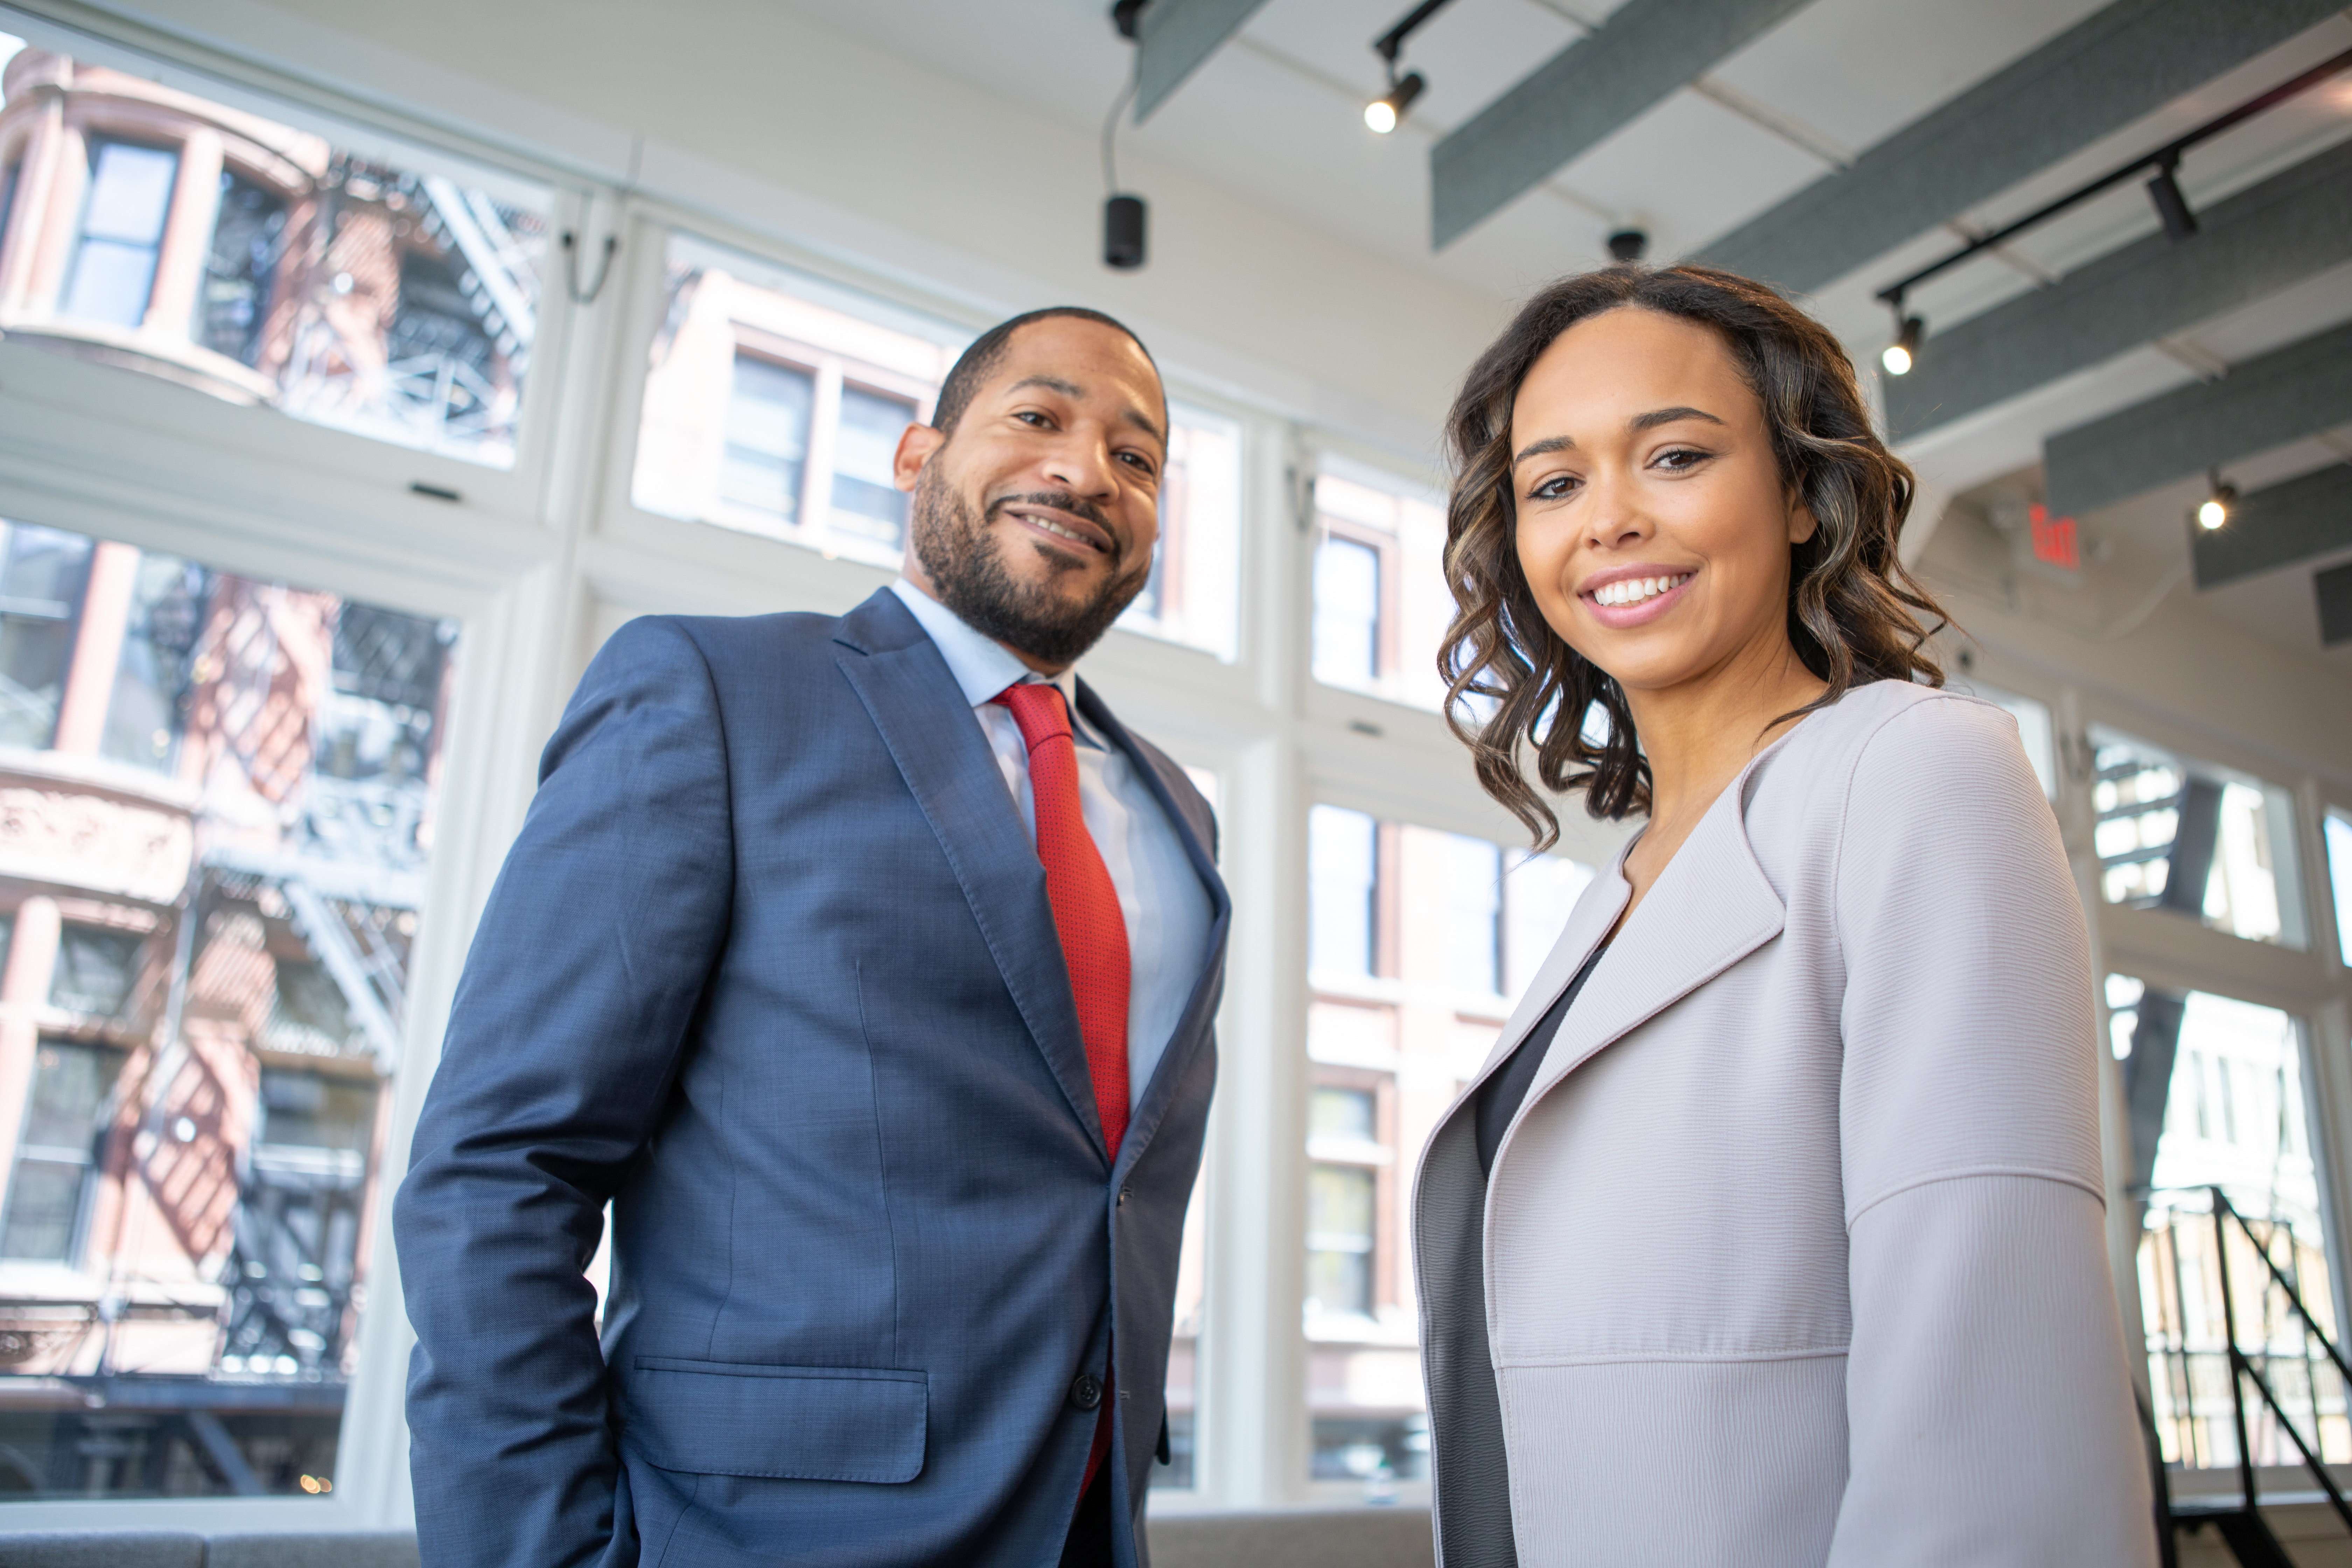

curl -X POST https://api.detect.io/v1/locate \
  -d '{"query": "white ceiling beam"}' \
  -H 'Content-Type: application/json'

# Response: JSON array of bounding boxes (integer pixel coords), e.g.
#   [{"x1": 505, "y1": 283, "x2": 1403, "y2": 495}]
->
[
  {"x1": 1429, "y1": 0, "x2": 1815, "y2": 250},
  {"x1": 1695, "y1": 0, "x2": 2347, "y2": 294}
]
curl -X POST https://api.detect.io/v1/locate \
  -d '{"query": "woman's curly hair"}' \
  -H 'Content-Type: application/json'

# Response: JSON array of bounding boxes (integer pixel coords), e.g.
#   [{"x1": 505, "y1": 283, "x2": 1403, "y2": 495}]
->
[{"x1": 1440, "y1": 263, "x2": 1953, "y2": 846}]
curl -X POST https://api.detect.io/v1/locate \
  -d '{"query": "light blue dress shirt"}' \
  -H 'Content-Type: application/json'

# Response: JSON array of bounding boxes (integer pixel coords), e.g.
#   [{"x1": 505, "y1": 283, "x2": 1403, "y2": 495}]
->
[{"x1": 890, "y1": 578, "x2": 1214, "y2": 1107}]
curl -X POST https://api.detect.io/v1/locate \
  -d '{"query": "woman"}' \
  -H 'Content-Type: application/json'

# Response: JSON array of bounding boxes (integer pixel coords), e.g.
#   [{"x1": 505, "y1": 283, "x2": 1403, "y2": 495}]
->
[{"x1": 1412, "y1": 265, "x2": 2154, "y2": 1566}]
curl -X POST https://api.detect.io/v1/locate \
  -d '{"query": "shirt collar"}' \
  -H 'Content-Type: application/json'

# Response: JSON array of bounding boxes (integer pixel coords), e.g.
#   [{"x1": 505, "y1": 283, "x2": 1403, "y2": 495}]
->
[{"x1": 889, "y1": 578, "x2": 1091, "y2": 732}]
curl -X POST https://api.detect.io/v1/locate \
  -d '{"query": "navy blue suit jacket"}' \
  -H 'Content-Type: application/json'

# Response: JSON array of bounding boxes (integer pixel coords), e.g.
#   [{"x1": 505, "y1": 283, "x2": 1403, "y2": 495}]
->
[{"x1": 395, "y1": 589, "x2": 1230, "y2": 1567}]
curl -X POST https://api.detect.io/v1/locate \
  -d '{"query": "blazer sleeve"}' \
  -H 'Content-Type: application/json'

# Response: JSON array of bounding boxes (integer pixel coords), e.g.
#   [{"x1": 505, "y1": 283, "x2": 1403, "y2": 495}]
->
[
  {"x1": 1824, "y1": 696, "x2": 2156, "y2": 1567},
  {"x1": 393, "y1": 616, "x2": 734, "y2": 1568}
]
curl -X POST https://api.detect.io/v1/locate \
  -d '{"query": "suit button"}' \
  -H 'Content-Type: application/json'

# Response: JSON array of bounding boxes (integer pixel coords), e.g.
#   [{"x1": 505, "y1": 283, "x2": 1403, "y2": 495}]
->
[
  {"x1": 1117, "y1": 1185, "x2": 1131, "y2": 1207},
  {"x1": 1070, "y1": 1373, "x2": 1104, "y2": 1411}
]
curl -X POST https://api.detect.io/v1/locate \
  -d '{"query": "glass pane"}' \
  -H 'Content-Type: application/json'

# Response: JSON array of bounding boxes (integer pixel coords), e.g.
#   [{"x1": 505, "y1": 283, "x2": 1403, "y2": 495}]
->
[
  {"x1": 195, "y1": 172, "x2": 288, "y2": 367},
  {"x1": 61, "y1": 142, "x2": 177, "y2": 329},
  {"x1": 1310, "y1": 1086, "x2": 1376, "y2": 1143},
  {"x1": 100, "y1": 551, "x2": 209, "y2": 773},
  {"x1": 1155, "y1": 1161, "x2": 1206, "y2": 1491},
  {"x1": 2123, "y1": 979, "x2": 2343, "y2": 1471},
  {"x1": 719, "y1": 354, "x2": 813, "y2": 523},
  {"x1": 1312, "y1": 470, "x2": 1449, "y2": 710},
  {"x1": 0, "y1": 522, "x2": 93, "y2": 750},
  {"x1": 2090, "y1": 725, "x2": 2306, "y2": 947},
  {"x1": 1119, "y1": 404, "x2": 1242, "y2": 660},
  {"x1": 1, "y1": 43, "x2": 547, "y2": 466},
  {"x1": 633, "y1": 231, "x2": 964, "y2": 567},
  {"x1": 0, "y1": 158, "x2": 20, "y2": 263},
  {"x1": 0, "y1": 516, "x2": 457, "y2": 1497},
  {"x1": 1308, "y1": 805, "x2": 1377, "y2": 981},
  {"x1": 829, "y1": 384, "x2": 914, "y2": 548},
  {"x1": 47, "y1": 925, "x2": 142, "y2": 1018},
  {"x1": 2326, "y1": 812, "x2": 2352, "y2": 968},
  {"x1": 1311, "y1": 534, "x2": 1380, "y2": 690},
  {"x1": 1303, "y1": 806, "x2": 1596, "y2": 1488}
]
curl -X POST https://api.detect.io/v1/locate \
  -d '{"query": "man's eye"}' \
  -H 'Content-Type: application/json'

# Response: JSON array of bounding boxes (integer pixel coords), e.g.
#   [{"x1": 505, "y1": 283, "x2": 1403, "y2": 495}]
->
[
  {"x1": 1119, "y1": 451, "x2": 1157, "y2": 474},
  {"x1": 1015, "y1": 410, "x2": 1050, "y2": 427}
]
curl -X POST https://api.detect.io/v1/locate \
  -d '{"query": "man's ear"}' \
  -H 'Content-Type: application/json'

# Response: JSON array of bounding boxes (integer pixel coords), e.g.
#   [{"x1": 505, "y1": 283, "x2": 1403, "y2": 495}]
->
[{"x1": 894, "y1": 424, "x2": 945, "y2": 493}]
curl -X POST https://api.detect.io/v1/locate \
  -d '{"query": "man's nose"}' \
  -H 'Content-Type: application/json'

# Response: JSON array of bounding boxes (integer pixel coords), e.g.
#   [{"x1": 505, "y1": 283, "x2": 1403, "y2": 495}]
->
[{"x1": 1041, "y1": 428, "x2": 1119, "y2": 498}]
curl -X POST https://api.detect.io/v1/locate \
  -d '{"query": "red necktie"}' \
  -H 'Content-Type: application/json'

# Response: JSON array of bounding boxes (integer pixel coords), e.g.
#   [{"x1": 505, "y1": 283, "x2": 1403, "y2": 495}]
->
[{"x1": 992, "y1": 680, "x2": 1130, "y2": 1502}]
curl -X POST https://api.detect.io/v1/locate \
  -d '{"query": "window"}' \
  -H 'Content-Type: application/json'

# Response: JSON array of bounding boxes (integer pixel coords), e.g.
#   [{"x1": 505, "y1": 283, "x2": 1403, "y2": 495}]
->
[
  {"x1": 1310, "y1": 468, "x2": 1450, "y2": 711},
  {"x1": 1308, "y1": 805, "x2": 1379, "y2": 982},
  {"x1": 0, "y1": 516, "x2": 456, "y2": 1498},
  {"x1": 1303, "y1": 805, "x2": 1594, "y2": 1489},
  {"x1": 2118, "y1": 977, "x2": 2344, "y2": 1471},
  {"x1": 194, "y1": 171, "x2": 286, "y2": 368},
  {"x1": 0, "y1": 156, "x2": 21, "y2": 268},
  {"x1": 720, "y1": 352, "x2": 814, "y2": 523},
  {"x1": 100, "y1": 551, "x2": 208, "y2": 773},
  {"x1": 63, "y1": 140, "x2": 177, "y2": 329},
  {"x1": 1, "y1": 39, "x2": 548, "y2": 465},
  {"x1": 2326, "y1": 810, "x2": 2352, "y2": 967},
  {"x1": 830, "y1": 384, "x2": 915, "y2": 549},
  {"x1": 0, "y1": 1040, "x2": 124, "y2": 1261},
  {"x1": 633, "y1": 230, "x2": 1244, "y2": 657},
  {"x1": 47, "y1": 924, "x2": 141, "y2": 1020},
  {"x1": 2091, "y1": 726, "x2": 2307, "y2": 947},
  {"x1": 0, "y1": 522, "x2": 93, "y2": 750}
]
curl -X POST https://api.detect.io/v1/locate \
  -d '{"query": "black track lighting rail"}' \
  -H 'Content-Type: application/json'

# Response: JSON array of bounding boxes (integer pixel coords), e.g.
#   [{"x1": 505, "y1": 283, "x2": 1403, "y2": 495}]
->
[
  {"x1": 1875, "y1": 46, "x2": 2352, "y2": 309},
  {"x1": 1374, "y1": 0, "x2": 1457, "y2": 68}
]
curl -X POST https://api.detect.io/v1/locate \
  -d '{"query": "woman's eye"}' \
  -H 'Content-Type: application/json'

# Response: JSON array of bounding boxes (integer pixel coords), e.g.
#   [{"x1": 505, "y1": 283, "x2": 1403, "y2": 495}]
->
[
  {"x1": 1654, "y1": 447, "x2": 1709, "y2": 470},
  {"x1": 1530, "y1": 474, "x2": 1579, "y2": 501}
]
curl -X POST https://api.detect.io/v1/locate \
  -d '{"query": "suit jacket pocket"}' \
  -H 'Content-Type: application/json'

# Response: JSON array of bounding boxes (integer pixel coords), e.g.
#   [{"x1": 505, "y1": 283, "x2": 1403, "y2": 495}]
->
[{"x1": 628, "y1": 1357, "x2": 927, "y2": 1483}]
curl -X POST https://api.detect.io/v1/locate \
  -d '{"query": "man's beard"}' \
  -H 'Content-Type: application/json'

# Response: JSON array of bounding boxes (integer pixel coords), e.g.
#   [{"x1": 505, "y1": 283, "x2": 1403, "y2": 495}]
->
[{"x1": 909, "y1": 469, "x2": 1150, "y2": 668}]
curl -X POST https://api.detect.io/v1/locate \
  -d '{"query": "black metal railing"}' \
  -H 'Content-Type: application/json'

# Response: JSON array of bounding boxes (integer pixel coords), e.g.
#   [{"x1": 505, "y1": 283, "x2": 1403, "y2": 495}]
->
[{"x1": 2144, "y1": 1187, "x2": 2352, "y2": 1559}]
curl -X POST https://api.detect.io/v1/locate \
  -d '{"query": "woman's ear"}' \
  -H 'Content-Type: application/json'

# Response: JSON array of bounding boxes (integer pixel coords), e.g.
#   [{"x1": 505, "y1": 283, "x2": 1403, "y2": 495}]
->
[{"x1": 1785, "y1": 486, "x2": 1820, "y2": 545}]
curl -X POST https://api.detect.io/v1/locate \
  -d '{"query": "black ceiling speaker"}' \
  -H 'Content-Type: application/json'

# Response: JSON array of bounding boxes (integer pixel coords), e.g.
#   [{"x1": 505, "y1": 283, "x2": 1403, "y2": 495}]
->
[
  {"x1": 1105, "y1": 194, "x2": 1148, "y2": 269},
  {"x1": 1113, "y1": 0, "x2": 1149, "y2": 38},
  {"x1": 1607, "y1": 228, "x2": 1648, "y2": 263}
]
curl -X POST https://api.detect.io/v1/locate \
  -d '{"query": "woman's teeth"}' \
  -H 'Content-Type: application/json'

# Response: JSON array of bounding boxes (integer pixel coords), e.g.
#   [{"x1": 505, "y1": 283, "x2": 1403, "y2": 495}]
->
[{"x1": 1592, "y1": 573, "x2": 1691, "y2": 608}]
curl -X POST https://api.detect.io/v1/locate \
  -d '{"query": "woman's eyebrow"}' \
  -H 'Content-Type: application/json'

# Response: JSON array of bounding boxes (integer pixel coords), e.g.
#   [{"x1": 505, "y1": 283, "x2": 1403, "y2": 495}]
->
[
  {"x1": 1629, "y1": 405, "x2": 1724, "y2": 432},
  {"x1": 1512, "y1": 434, "x2": 1573, "y2": 467}
]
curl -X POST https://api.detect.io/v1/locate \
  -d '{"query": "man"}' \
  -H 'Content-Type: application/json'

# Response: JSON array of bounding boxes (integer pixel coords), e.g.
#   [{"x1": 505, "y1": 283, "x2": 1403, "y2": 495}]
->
[{"x1": 395, "y1": 307, "x2": 1229, "y2": 1568}]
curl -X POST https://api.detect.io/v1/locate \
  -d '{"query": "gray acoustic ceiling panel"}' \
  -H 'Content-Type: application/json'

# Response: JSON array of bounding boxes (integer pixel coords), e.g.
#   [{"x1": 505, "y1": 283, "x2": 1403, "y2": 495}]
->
[
  {"x1": 2318, "y1": 560, "x2": 2352, "y2": 646},
  {"x1": 1429, "y1": 0, "x2": 1812, "y2": 250},
  {"x1": 1134, "y1": 0, "x2": 1274, "y2": 122},
  {"x1": 2191, "y1": 463, "x2": 2352, "y2": 589},
  {"x1": 1694, "y1": 0, "x2": 2344, "y2": 295},
  {"x1": 1883, "y1": 138, "x2": 2352, "y2": 443},
  {"x1": 2044, "y1": 322, "x2": 2352, "y2": 517}
]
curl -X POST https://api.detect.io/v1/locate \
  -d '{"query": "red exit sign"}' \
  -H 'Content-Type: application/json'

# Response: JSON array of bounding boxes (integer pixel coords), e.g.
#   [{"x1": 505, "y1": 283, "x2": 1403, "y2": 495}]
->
[{"x1": 2029, "y1": 503, "x2": 2080, "y2": 570}]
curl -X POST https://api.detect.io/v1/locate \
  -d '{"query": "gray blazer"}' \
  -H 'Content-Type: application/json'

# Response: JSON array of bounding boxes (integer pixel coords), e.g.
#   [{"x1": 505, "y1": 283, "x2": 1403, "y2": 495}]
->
[{"x1": 1413, "y1": 679, "x2": 2155, "y2": 1567}]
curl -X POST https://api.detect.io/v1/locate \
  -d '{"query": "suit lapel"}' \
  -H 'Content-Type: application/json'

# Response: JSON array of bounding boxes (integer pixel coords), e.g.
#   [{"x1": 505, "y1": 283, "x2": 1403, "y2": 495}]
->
[
  {"x1": 1075, "y1": 680, "x2": 1231, "y2": 1175},
  {"x1": 1521, "y1": 788, "x2": 1784, "y2": 1106},
  {"x1": 832, "y1": 593, "x2": 1107, "y2": 1161}
]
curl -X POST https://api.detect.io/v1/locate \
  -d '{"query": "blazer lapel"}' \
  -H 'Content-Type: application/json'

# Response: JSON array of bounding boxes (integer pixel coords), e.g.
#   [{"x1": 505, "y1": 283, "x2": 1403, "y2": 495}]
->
[
  {"x1": 1520, "y1": 758, "x2": 1788, "y2": 1109},
  {"x1": 831, "y1": 592, "x2": 1107, "y2": 1161},
  {"x1": 1074, "y1": 680, "x2": 1232, "y2": 1175}
]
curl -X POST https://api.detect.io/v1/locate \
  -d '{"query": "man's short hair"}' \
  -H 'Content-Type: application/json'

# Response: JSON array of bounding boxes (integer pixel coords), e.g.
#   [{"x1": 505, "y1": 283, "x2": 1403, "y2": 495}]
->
[{"x1": 931, "y1": 306, "x2": 1161, "y2": 438}]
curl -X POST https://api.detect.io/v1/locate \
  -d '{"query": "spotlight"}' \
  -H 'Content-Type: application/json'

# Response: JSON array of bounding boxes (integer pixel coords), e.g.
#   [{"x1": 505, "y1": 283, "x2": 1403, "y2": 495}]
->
[
  {"x1": 2197, "y1": 474, "x2": 2236, "y2": 531},
  {"x1": 1365, "y1": 72, "x2": 1424, "y2": 134},
  {"x1": 1606, "y1": 228, "x2": 1647, "y2": 264},
  {"x1": 1881, "y1": 314, "x2": 1923, "y2": 377},
  {"x1": 2145, "y1": 159, "x2": 2197, "y2": 243},
  {"x1": 1104, "y1": 194, "x2": 1147, "y2": 270}
]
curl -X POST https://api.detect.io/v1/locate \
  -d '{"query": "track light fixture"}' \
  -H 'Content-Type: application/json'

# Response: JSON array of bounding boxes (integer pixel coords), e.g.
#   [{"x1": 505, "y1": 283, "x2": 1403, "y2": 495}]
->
[
  {"x1": 1606, "y1": 228, "x2": 1648, "y2": 264},
  {"x1": 1365, "y1": 74, "x2": 1424, "y2": 133},
  {"x1": 1881, "y1": 309, "x2": 1923, "y2": 377},
  {"x1": 1366, "y1": 0, "x2": 1453, "y2": 134},
  {"x1": 2197, "y1": 471, "x2": 2236, "y2": 531},
  {"x1": 2145, "y1": 156, "x2": 2198, "y2": 243}
]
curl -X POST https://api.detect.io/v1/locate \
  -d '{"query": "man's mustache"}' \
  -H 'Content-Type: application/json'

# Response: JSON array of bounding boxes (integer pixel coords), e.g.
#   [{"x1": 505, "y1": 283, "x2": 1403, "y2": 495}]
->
[{"x1": 987, "y1": 491, "x2": 1120, "y2": 561}]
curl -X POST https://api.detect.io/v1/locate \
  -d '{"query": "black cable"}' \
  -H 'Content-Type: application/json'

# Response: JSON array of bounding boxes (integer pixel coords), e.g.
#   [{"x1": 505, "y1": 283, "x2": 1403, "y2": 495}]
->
[{"x1": 1103, "y1": 64, "x2": 1139, "y2": 196}]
